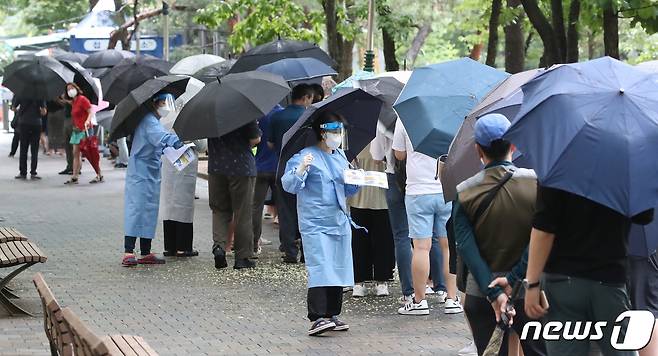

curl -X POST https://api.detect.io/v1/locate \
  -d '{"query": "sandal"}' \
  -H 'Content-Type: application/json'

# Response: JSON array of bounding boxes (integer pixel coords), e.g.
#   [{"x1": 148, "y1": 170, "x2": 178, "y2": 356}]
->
[
  {"x1": 122, "y1": 255, "x2": 138, "y2": 267},
  {"x1": 64, "y1": 178, "x2": 79, "y2": 185},
  {"x1": 89, "y1": 176, "x2": 104, "y2": 184}
]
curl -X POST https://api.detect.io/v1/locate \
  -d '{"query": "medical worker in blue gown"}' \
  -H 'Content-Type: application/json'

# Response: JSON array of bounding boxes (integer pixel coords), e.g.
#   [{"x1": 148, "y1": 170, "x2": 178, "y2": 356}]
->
[
  {"x1": 122, "y1": 92, "x2": 184, "y2": 267},
  {"x1": 282, "y1": 112, "x2": 359, "y2": 336}
]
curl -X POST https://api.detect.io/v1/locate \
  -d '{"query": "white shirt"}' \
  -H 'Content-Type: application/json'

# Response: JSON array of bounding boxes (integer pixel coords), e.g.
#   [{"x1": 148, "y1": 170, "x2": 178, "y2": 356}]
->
[
  {"x1": 369, "y1": 121, "x2": 395, "y2": 174},
  {"x1": 392, "y1": 119, "x2": 443, "y2": 196}
]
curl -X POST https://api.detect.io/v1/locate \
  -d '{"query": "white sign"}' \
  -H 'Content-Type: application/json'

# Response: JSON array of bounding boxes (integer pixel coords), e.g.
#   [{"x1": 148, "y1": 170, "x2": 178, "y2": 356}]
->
[
  {"x1": 164, "y1": 144, "x2": 196, "y2": 171},
  {"x1": 83, "y1": 39, "x2": 158, "y2": 52},
  {"x1": 343, "y1": 169, "x2": 388, "y2": 189}
]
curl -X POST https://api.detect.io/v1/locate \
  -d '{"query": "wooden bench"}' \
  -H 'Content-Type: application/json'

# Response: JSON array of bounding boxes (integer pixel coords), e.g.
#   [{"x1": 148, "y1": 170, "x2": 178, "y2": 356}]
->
[
  {"x1": 0, "y1": 238, "x2": 47, "y2": 315},
  {"x1": 33, "y1": 273, "x2": 73, "y2": 356},
  {"x1": 61, "y1": 307, "x2": 159, "y2": 356},
  {"x1": 0, "y1": 227, "x2": 28, "y2": 243}
]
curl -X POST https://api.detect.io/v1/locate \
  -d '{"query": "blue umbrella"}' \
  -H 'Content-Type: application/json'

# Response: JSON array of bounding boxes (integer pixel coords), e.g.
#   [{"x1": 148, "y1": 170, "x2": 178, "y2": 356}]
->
[
  {"x1": 504, "y1": 56, "x2": 658, "y2": 217},
  {"x1": 257, "y1": 57, "x2": 337, "y2": 82},
  {"x1": 629, "y1": 213, "x2": 658, "y2": 257},
  {"x1": 393, "y1": 58, "x2": 509, "y2": 158},
  {"x1": 331, "y1": 70, "x2": 376, "y2": 93}
]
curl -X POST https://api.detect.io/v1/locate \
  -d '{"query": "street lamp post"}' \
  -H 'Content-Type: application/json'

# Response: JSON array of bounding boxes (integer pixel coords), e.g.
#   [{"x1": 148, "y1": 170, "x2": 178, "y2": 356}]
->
[
  {"x1": 363, "y1": 0, "x2": 375, "y2": 72},
  {"x1": 162, "y1": 1, "x2": 171, "y2": 61}
]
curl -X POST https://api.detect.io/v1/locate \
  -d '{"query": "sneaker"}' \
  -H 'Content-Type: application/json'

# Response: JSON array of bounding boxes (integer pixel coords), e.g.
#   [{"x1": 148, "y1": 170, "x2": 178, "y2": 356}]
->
[
  {"x1": 30, "y1": 174, "x2": 41, "y2": 180},
  {"x1": 214, "y1": 248, "x2": 228, "y2": 269},
  {"x1": 436, "y1": 290, "x2": 447, "y2": 304},
  {"x1": 352, "y1": 283, "x2": 367, "y2": 298},
  {"x1": 260, "y1": 238, "x2": 272, "y2": 246},
  {"x1": 458, "y1": 341, "x2": 478, "y2": 356},
  {"x1": 137, "y1": 254, "x2": 166, "y2": 264},
  {"x1": 234, "y1": 258, "x2": 256, "y2": 269},
  {"x1": 114, "y1": 163, "x2": 128, "y2": 168},
  {"x1": 58, "y1": 169, "x2": 73, "y2": 175},
  {"x1": 398, "y1": 299, "x2": 429, "y2": 315},
  {"x1": 425, "y1": 285, "x2": 436, "y2": 294},
  {"x1": 444, "y1": 298, "x2": 464, "y2": 314},
  {"x1": 282, "y1": 254, "x2": 298, "y2": 264},
  {"x1": 14, "y1": 175, "x2": 26, "y2": 180},
  {"x1": 308, "y1": 319, "x2": 336, "y2": 336},
  {"x1": 398, "y1": 294, "x2": 414, "y2": 305},
  {"x1": 330, "y1": 316, "x2": 349, "y2": 331},
  {"x1": 375, "y1": 283, "x2": 389, "y2": 296},
  {"x1": 263, "y1": 212, "x2": 273, "y2": 219}
]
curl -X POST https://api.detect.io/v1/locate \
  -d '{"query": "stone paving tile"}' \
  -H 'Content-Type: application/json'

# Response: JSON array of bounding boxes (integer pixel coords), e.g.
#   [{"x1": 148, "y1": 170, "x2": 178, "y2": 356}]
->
[{"x1": 0, "y1": 132, "x2": 471, "y2": 355}]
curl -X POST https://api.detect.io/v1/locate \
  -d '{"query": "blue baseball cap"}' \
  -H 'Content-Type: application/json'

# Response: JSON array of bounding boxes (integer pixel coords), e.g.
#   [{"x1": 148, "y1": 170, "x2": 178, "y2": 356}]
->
[{"x1": 474, "y1": 113, "x2": 510, "y2": 147}]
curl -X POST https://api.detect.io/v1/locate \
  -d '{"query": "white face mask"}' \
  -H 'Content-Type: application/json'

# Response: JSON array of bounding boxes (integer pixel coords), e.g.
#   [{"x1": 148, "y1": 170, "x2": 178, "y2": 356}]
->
[
  {"x1": 67, "y1": 89, "x2": 77, "y2": 98},
  {"x1": 157, "y1": 107, "x2": 171, "y2": 118},
  {"x1": 324, "y1": 133, "x2": 342, "y2": 150}
]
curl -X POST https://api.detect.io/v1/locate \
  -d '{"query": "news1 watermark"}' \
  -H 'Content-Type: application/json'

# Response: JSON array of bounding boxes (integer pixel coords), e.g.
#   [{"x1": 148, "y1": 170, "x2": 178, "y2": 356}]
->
[{"x1": 520, "y1": 311, "x2": 657, "y2": 350}]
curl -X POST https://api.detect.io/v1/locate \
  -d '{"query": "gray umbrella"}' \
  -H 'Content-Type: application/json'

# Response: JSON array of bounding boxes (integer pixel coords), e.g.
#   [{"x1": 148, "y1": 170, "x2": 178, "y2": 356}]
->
[
  {"x1": 170, "y1": 54, "x2": 226, "y2": 75},
  {"x1": 59, "y1": 60, "x2": 101, "y2": 104},
  {"x1": 441, "y1": 68, "x2": 542, "y2": 202},
  {"x1": 173, "y1": 71, "x2": 290, "y2": 140},
  {"x1": 357, "y1": 71, "x2": 411, "y2": 131},
  {"x1": 2, "y1": 56, "x2": 74, "y2": 100},
  {"x1": 55, "y1": 52, "x2": 89, "y2": 64}
]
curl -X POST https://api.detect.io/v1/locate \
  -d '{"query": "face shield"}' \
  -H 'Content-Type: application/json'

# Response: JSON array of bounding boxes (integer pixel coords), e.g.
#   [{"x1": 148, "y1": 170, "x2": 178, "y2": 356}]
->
[
  {"x1": 320, "y1": 122, "x2": 349, "y2": 151},
  {"x1": 153, "y1": 93, "x2": 177, "y2": 118}
]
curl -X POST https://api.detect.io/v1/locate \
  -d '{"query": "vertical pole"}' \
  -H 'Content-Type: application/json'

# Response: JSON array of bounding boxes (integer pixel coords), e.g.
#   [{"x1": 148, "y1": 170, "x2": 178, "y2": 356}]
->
[
  {"x1": 162, "y1": 1, "x2": 170, "y2": 60},
  {"x1": 2, "y1": 100, "x2": 9, "y2": 132},
  {"x1": 199, "y1": 27, "x2": 207, "y2": 54},
  {"x1": 135, "y1": 30, "x2": 141, "y2": 54},
  {"x1": 213, "y1": 31, "x2": 220, "y2": 55},
  {"x1": 363, "y1": 0, "x2": 375, "y2": 72}
]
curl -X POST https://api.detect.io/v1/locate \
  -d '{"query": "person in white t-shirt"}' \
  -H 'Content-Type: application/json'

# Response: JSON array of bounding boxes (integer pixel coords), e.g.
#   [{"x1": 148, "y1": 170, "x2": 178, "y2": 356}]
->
[{"x1": 392, "y1": 118, "x2": 462, "y2": 315}]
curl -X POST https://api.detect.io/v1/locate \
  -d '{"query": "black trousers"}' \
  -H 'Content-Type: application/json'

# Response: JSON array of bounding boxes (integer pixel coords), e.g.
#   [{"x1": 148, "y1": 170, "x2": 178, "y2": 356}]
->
[
  {"x1": 276, "y1": 182, "x2": 300, "y2": 258},
  {"x1": 18, "y1": 124, "x2": 41, "y2": 176},
  {"x1": 124, "y1": 236, "x2": 152, "y2": 255},
  {"x1": 252, "y1": 172, "x2": 276, "y2": 249},
  {"x1": 10, "y1": 131, "x2": 20, "y2": 156},
  {"x1": 464, "y1": 294, "x2": 547, "y2": 356},
  {"x1": 351, "y1": 208, "x2": 395, "y2": 283},
  {"x1": 307, "y1": 287, "x2": 343, "y2": 321},
  {"x1": 163, "y1": 220, "x2": 194, "y2": 252}
]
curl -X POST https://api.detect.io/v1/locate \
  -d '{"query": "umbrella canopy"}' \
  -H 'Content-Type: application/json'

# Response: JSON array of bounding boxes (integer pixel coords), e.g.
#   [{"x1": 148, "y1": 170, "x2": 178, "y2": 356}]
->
[
  {"x1": 101, "y1": 55, "x2": 173, "y2": 105},
  {"x1": 59, "y1": 60, "x2": 101, "y2": 104},
  {"x1": 441, "y1": 68, "x2": 542, "y2": 201},
  {"x1": 170, "y1": 54, "x2": 226, "y2": 75},
  {"x1": 393, "y1": 58, "x2": 509, "y2": 159},
  {"x1": 332, "y1": 70, "x2": 376, "y2": 93},
  {"x1": 277, "y1": 88, "x2": 383, "y2": 177},
  {"x1": 229, "y1": 39, "x2": 335, "y2": 74},
  {"x1": 357, "y1": 71, "x2": 412, "y2": 130},
  {"x1": 109, "y1": 75, "x2": 190, "y2": 141},
  {"x1": 161, "y1": 77, "x2": 205, "y2": 130},
  {"x1": 629, "y1": 212, "x2": 658, "y2": 258},
  {"x1": 637, "y1": 60, "x2": 658, "y2": 73},
  {"x1": 504, "y1": 56, "x2": 658, "y2": 216},
  {"x1": 173, "y1": 71, "x2": 290, "y2": 141},
  {"x1": 193, "y1": 59, "x2": 236, "y2": 83},
  {"x1": 82, "y1": 49, "x2": 135, "y2": 68},
  {"x1": 90, "y1": 67, "x2": 112, "y2": 79},
  {"x1": 95, "y1": 109, "x2": 115, "y2": 132},
  {"x1": 54, "y1": 52, "x2": 89, "y2": 64},
  {"x1": 2, "y1": 56, "x2": 74, "y2": 100},
  {"x1": 256, "y1": 57, "x2": 337, "y2": 82}
]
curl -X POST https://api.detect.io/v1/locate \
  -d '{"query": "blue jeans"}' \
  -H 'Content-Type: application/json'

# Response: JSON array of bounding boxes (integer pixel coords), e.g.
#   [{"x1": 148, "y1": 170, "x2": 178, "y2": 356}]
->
[
  {"x1": 430, "y1": 236, "x2": 446, "y2": 292},
  {"x1": 386, "y1": 173, "x2": 413, "y2": 296}
]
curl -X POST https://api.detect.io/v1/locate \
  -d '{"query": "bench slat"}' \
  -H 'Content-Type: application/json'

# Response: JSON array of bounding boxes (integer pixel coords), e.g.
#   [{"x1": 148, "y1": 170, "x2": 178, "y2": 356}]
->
[
  {"x1": 25, "y1": 242, "x2": 48, "y2": 263},
  {"x1": 5, "y1": 242, "x2": 26, "y2": 263},
  {"x1": 122, "y1": 335, "x2": 152, "y2": 356},
  {"x1": 22, "y1": 242, "x2": 45, "y2": 263},
  {"x1": 131, "y1": 336, "x2": 158, "y2": 356},
  {"x1": 12, "y1": 241, "x2": 33, "y2": 262},
  {"x1": 0, "y1": 246, "x2": 9, "y2": 264},
  {"x1": 0, "y1": 243, "x2": 18, "y2": 265},
  {"x1": 110, "y1": 335, "x2": 139, "y2": 356}
]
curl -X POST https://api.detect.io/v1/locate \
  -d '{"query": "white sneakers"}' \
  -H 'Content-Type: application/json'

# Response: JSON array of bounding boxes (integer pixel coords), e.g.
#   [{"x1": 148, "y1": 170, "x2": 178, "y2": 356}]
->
[
  {"x1": 352, "y1": 283, "x2": 389, "y2": 297},
  {"x1": 458, "y1": 341, "x2": 478, "y2": 356},
  {"x1": 398, "y1": 299, "x2": 430, "y2": 315},
  {"x1": 398, "y1": 294, "x2": 414, "y2": 305},
  {"x1": 444, "y1": 297, "x2": 464, "y2": 314},
  {"x1": 436, "y1": 290, "x2": 447, "y2": 304}
]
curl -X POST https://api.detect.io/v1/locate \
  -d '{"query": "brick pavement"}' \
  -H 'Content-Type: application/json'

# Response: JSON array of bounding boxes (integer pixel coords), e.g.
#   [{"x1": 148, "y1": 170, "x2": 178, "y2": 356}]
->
[{"x1": 0, "y1": 131, "x2": 471, "y2": 355}]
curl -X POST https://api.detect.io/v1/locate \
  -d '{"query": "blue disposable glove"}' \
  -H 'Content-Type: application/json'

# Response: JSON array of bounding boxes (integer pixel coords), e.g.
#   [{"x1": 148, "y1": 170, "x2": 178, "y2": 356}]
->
[{"x1": 173, "y1": 141, "x2": 184, "y2": 149}]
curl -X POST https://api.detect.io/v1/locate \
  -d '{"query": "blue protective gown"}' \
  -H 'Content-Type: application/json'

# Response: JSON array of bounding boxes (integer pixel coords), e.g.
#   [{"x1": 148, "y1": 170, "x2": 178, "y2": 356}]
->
[
  {"x1": 282, "y1": 146, "x2": 359, "y2": 288},
  {"x1": 124, "y1": 113, "x2": 181, "y2": 239}
]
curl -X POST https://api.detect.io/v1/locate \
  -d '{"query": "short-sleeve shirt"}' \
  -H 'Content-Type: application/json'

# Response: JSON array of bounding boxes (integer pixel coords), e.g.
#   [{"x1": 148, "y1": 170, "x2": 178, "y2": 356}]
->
[
  {"x1": 208, "y1": 121, "x2": 262, "y2": 177},
  {"x1": 71, "y1": 95, "x2": 92, "y2": 131},
  {"x1": 392, "y1": 118, "x2": 442, "y2": 195},
  {"x1": 256, "y1": 105, "x2": 284, "y2": 173},
  {"x1": 14, "y1": 98, "x2": 46, "y2": 127},
  {"x1": 266, "y1": 104, "x2": 306, "y2": 153}
]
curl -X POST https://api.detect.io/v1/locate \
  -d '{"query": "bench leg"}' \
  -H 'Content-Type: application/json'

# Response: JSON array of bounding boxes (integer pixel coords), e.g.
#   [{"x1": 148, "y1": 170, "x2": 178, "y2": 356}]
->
[
  {"x1": 0, "y1": 263, "x2": 36, "y2": 316},
  {"x1": 1, "y1": 287, "x2": 20, "y2": 299}
]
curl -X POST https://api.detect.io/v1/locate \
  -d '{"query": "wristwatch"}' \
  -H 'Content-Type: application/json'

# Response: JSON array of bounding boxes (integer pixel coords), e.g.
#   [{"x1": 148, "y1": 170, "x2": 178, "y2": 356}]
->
[{"x1": 523, "y1": 279, "x2": 540, "y2": 290}]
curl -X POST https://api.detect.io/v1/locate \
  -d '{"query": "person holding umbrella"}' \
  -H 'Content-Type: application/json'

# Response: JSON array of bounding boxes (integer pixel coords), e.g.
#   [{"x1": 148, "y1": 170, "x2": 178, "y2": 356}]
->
[
  {"x1": 281, "y1": 111, "x2": 359, "y2": 336},
  {"x1": 63, "y1": 83, "x2": 103, "y2": 185},
  {"x1": 12, "y1": 97, "x2": 46, "y2": 180},
  {"x1": 122, "y1": 92, "x2": 184, "y2": 266}
]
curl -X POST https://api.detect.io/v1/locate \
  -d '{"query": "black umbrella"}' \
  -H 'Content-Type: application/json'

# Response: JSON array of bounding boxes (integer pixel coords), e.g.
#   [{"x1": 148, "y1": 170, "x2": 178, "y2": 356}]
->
[
  {"x1": 59, "y1": 60, "x2": 100, "y2": 104},
  {"x1": 109, "y1": 75, "x2": 190, "y2": 141},
  {"x1": 101, "y1": 55, "x2": 173, "y2": 105},
  {"x1": 277, "y1": 88, "x2": 383, "y2": 177},
  {"x1": 229, "y1": 39, "x2": 335, "y2": 74},
  {"x1": 90, "y1": 67, "x2": 111, "y2": 79},
  {"x1": 193, "y1": 59, "x2": 236, "y2": 83},
  {"x1": 2, "y1": 56, "x2": 74, "y2": 100},
  {"x1": 54, "y1": 52, "x2": 89, "y2": 64},
  {"x1": 174, "y1": 71, "x2": 290, "y2": 140},
  {"x1": 82, "y1": 49, "x2": 135, "y2": 68}
]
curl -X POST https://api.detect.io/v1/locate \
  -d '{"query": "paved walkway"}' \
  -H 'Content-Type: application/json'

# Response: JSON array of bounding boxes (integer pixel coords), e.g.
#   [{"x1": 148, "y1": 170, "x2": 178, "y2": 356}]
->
[{"x1": 0, "y1": 131, "x2": 471, "y2": 355}]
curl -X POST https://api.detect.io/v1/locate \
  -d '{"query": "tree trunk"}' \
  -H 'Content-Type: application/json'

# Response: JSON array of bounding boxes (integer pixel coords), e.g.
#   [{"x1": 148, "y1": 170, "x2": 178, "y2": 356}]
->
[
  {"x1": 519, "y1": 0, "x2": 561, "y2": 65},
  {"x1": 566, "y1": 0, "x2": 580, "y2": 62},
  {"x1": 382, "y1": 28, "x2": 400, "y2": 71},
  {"x1": 504, "y1": 0, "x2": 525, "y2": 73},
  {"x1": 321, "y1": 0, "x2": 345, "y2": 79},
  {"x1": 587, "y1": 30, "x2": 596, "y2": 59},
  {"x1": 603, "y1": 5, "x2": 619, "y2": 59},
  {"x1": 406, "y1": 22, "x2": 432, "y2": 67},
  {"x1": 486, "y1": 0, "x2": 502, "y2": 67},
  {"x1": 108, "y1": 5, "x2": 193, "y2": 49},
  {"x1": 550, "y1": 0, "x2": 566, "y2": 61}
]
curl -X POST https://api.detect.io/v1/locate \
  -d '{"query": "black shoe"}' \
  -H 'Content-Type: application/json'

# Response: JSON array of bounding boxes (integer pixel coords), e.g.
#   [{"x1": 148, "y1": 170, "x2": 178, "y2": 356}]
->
[
  {"x1": 213, "y1": 248, "x2": 228, "y2": 269},
  {"x1": 114, "y1": 163, "x2": 127, "y2": 168},
  {"x1": 8, "y1": 154, "x2": 15, "y2": 158},
  {"x1": 30, "y1": 174, "x2": 41, "y2": 180},
  {"x1": 234, "y1": 258, "x2": 256, "y2": 269},
  {"x1": 14, "y1": 175, "x2": 26, "y2": 180},
  {"x1": 282, "y1": 255, "x2": 298, "y2": 264},
  {"x1": 176, "y1": 250, "x2": 199, "y2": 257},
  {"x1": 58, "y1": 169, "x2": 73, "y2": 175},
  {"x1": 163, "y1": 250, "x2": 176, "y2": 257}
]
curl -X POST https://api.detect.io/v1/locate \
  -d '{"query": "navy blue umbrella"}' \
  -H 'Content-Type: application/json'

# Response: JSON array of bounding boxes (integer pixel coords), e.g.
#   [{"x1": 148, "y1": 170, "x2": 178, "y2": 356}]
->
[
  {"x1": 393, "y1": 58, "x2": 509, "y2": 158},
  {"x1": 504, "y1": 57, "x2": 658, "y2": 217},
  {"x1": 257, "y1": 57, "x2": 336, "y2": 82},
  {"x1": 277, "y1": 88, "x2": 383, "y2": 177},
  {"x1": 629, "y1": 215, "x2": 658, "y2": 258}
]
